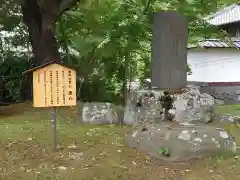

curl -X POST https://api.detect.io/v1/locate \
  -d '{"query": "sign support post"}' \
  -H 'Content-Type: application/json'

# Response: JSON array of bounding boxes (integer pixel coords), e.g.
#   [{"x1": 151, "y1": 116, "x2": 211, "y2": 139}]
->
[
  {"x1": 22, "y1": 61, "x2": 77, "y2": 152},
  {"x1": 52, "y1": 107, "x2": 57, "y2": 151}
]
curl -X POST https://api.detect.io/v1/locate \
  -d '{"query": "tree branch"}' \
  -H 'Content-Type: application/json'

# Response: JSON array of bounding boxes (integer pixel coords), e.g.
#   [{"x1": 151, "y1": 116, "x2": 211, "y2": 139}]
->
[
  {"x1": 58, "y1": 0, "x2": 80, "y2": 16},
  {"x1": 142, "y1": 0, "x2": 153, "y2": 15}
]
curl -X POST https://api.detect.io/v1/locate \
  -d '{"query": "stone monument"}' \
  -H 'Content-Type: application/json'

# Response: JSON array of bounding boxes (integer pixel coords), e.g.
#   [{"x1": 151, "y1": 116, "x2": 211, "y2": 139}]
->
[
  {"x1": 151, "y1": 11, "x2": 188, "y2": 90},
  {"x1": 125, "y1": 11, "x2": 236, "y2": 163},
  {"x1": 124, "y1": 11, "x2": 189, "y2": 125}
]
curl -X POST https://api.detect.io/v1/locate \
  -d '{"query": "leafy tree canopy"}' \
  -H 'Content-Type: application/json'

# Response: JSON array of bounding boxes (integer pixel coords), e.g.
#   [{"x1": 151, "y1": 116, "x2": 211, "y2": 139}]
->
[{"x1": 0, "y1": 0, "x2": 239, "y2": 103}]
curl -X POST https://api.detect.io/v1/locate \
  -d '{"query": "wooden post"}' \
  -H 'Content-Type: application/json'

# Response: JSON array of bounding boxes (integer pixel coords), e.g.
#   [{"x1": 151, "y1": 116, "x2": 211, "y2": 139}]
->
[{"x1": 52, "y1": 107, "x2": 57, "y2": 151}]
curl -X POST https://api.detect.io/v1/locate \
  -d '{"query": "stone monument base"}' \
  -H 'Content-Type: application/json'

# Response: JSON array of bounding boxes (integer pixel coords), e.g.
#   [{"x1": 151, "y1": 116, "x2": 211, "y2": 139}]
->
[
  {"x1": 125, "y1": 122, "x2": 236, "y2": 163},
  {"x1": 123, "y1": 85, "x2": 215, "y2": 126}
]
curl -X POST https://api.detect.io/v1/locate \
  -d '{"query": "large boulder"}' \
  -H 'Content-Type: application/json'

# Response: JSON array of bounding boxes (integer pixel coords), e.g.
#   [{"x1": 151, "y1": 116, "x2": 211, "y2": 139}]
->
[
  {"x1": 123, "y1": 90, "x2": 163, "y2": 125},
  {"x1": 125, "y1": 122, "x2": 236, "y2": 163},
  {"x1": 123, "y1": 85, "x2": 215, "y2": 125},
  {"x1": 214, "y1": 99, "x2": 225, "y2": 105},
  {"x1": 82, "y1": 102, "x2": 121, "y2": 124},
  {"x1": 173, "y1": 85, "x2": 215, "y2": 123},
  {"x1": 123, "y1": 91, "x2": 139, "y2": 125}
]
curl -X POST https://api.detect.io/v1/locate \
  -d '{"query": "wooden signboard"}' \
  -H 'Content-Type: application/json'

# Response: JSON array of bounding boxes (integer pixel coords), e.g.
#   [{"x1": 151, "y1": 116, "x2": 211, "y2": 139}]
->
[
  {"x1": 23, "y1": 61, "x2": 77, "y2": 151},
  {"x1": 32, "y1": 63, "x2": 76, "y2": 107}
]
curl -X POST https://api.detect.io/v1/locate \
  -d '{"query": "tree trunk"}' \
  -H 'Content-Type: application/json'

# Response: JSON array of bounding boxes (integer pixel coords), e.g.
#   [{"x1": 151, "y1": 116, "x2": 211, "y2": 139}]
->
[
  {"x1": 123, "y1": 51, "x2": 131, "y2": 105},
  {"x1": 21, "y1": 0, "x2": 80, "y2": 101},
  {"x1": 22, "y1": 0, "x2": 62, "y2": 65},
  {"x1": 22, "y1": 0, "x2": 80, "y2": 65}
]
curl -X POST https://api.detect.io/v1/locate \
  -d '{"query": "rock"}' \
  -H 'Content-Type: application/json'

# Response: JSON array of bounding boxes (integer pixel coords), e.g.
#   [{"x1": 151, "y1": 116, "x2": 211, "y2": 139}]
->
[
  {"x1": 123, "y1": 85, "x2": 215, "y2": 125},
  {"x1": 173, "y1": 86, "x2": 215, "y2": 123},
  {"x1": 123, "y1": 90, "x2": 163, "y2": 125},
  {"x1": 82, "y1": 102, "x2": 121, "y2": 124},
  {"x1": 168, "y1": 109, "x2": 176, "y2": 121},
  {"x1": 215, "y1": 115, "x2": 240, "y2": 124},
  {"x1": 206, "y1": 90, "x2": 237, "y2": 102},
  {"x1": 125, "y1": 123, "x2": 236, "y2": 163},
  {"x1": 214, "y1": 99, "x2": 224, "y2": 105},
  {"x1": 123, "y1": 91, "x2": 138, "y2": 125}
]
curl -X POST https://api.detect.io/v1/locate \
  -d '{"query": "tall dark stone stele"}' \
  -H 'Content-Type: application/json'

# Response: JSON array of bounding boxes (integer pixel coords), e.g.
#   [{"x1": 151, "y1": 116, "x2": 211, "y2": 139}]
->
[{"x1": 151, "y1": 11, "x2": 188, "y2": 90}]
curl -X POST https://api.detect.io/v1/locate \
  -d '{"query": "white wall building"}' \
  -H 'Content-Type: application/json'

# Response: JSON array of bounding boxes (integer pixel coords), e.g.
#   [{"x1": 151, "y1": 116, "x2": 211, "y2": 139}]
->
[
  {"x1": 187, "y1": 47, "x2": 240, "y2": 82},
  {"x1": 188, "y1": 4, "x2": 240, "y2": 83}
]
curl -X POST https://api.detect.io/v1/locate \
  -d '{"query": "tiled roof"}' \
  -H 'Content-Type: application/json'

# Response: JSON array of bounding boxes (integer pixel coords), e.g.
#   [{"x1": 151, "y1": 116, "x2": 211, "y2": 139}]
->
[
  {"x1": 205, "y1": 4, "x2": 240, "y2": 26},
  {"x1": 189, "y1": 38, "x2": 240, "y2": 48}
]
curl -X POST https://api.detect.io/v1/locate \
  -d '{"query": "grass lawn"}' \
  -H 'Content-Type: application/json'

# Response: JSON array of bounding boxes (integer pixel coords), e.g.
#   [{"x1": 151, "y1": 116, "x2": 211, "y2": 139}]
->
[
  {"x1": 0, "y1": 102, "x2": 239, "y2": 180},
  {"x1": 215, "y1": 104, "x2": 240, "y2": 116}
]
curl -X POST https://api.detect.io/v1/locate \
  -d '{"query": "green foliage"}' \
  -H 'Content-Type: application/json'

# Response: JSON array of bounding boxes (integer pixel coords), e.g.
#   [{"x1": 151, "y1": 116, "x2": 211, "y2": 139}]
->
[
  {"x1": 158, "y1": 147, "x2": 170, "y2": 156},
  {"x1": 0, "y1": 53, "x2": 31, "y2": 102},
  {"x1": 0, "y1": 0, "x2": 237, "y2": 103}
]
